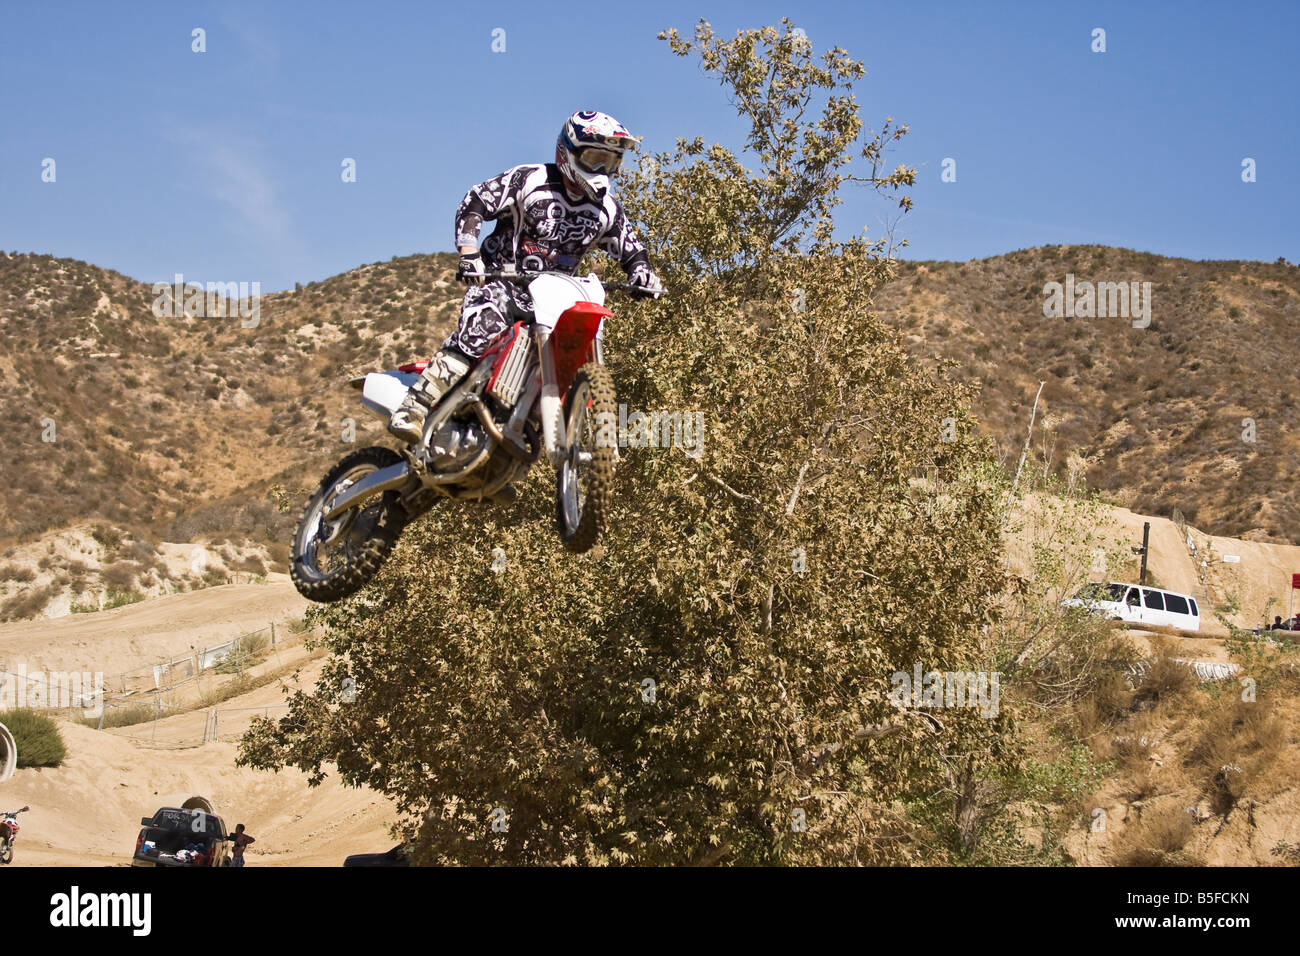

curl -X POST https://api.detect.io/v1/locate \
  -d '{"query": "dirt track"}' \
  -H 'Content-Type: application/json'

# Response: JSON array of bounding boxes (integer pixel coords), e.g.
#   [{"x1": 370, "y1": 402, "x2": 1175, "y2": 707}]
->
[
  {"x1": 1009, "y1": 495, "x2": 1300, "y2": 635},
  {"x1": 0, "y1": 577, "x2": 308, "y2": 675}
]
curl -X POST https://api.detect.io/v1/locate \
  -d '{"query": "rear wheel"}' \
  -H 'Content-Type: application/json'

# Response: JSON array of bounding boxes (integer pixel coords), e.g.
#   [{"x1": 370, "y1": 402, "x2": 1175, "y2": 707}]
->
[
  {"x1": 555, "y1": 363, "x2": 617, "y2": 553},
  {"x1": 291, "y1": 447, "x2": 406, "y2": 602}
]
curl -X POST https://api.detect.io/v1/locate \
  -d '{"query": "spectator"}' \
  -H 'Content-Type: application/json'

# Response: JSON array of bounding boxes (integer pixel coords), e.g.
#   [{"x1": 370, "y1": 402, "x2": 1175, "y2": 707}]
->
[
  {"x1": 1272, "y1": 616, "x2": 1285, "y2": 631},
  {"x1": 228, "y1": 823, "x2": 255, "y2": 868}
]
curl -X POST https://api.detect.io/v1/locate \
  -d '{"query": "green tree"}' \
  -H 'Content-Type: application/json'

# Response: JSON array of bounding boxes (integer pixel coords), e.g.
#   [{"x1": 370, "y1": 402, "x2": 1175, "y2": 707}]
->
[{"x1": 241, "y1": 19, "x2": 1016, "y2": 864}]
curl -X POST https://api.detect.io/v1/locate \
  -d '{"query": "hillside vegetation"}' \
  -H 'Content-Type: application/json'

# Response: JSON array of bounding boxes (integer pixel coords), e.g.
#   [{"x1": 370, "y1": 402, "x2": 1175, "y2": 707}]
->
[{"x1": 876, "y1": 247, "x2": 1300, "y2": 539}]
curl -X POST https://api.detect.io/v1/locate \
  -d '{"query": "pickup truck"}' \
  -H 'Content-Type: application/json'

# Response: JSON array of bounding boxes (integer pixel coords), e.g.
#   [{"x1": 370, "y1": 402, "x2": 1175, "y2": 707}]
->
[{"x1": 132, "y1": 797, "x2": 230, "y2": 868}]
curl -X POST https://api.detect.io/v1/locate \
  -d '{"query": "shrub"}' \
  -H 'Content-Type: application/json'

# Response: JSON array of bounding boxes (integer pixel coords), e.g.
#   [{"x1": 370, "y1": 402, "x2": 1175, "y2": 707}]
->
[
  {"x1": 233, "y1": 554, "x2": 267, "y2": 575},
  {"x1": 214, "y1": 632, "x2": 270, "y2": 674},
  {"x1": 1131, "y1": 640, "x2": 1196, "y2": 708},
  {"x1": 128, "y1": 539, "x2": 157, "y2": 562},
  {"x1": 101, "y1": 560, "x2": 142, "y2": 591},
  {"x1": 0, "y1": 708, "x2": 67, "y2": 767},
  {"x1": 1187, "y1": 695, "x2": 1287, "y2": 817},
  {"x1": 0, "y1": 581, "x2": 62, "y2": 621},
  {"x1": 86, "y1": 697, "x2": 186, "y2": 729},
  {"x1": 91, "y1": 524, "x2": 122, "y2": 552},
  {"x1": 104, "y1": 589, "x2": 144, "y2": 610},
  {"x1": 1115, "y1": 804, "x2": 1200, "y2": 866},
  {"x1": 266, "y1": 541, "x2": 291, "y2": 570},
  {"x1": 0, "y1": 563, "x2": 35, "y2": 584},
  {"x1": 197, "y1": 674, "x2": 254, "y2": 708}
]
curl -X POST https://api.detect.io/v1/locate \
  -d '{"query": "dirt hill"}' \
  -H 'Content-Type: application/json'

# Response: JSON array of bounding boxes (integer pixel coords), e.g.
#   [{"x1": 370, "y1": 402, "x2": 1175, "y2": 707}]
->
[
  {"x1": 0, "y1": 250, "x2": 466, "y2": 618},
  {"x1": 1, "y1": 245, "x2": 1296, "y2": 622},
  {"x1": 0, "y1": 249, "x2": 463, "y2": 548},
  {"x1": 0, "y1": 577, "x2": 307, "y2": 675},
  {"x1": 875, "y1": 246, "x2": 1300, "y2": 542}
]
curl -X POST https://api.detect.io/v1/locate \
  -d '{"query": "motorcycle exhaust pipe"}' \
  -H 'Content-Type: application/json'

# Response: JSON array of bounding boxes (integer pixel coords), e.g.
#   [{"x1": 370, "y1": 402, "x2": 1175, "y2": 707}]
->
[{"x1": 463, "y1": 395, "x2": 539, "y2": 463}]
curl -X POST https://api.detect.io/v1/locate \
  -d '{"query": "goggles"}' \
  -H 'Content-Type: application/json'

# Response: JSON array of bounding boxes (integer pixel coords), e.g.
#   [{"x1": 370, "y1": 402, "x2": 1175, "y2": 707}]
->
[{"x1": 574, "y1": 146, "x2": 624, "y2": 175}]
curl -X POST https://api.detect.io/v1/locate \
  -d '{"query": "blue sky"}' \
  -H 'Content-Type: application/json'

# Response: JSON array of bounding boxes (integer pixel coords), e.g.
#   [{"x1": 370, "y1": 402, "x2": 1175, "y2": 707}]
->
[{"x1": 1, "y1": 0, "x2": 1296, "y2": 292}]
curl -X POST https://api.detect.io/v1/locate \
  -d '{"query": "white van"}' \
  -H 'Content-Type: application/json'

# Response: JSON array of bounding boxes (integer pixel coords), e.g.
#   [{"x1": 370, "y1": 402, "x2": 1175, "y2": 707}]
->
[{"x1": 1062, "y1": 582, "x2": 1201, "y2": 632}]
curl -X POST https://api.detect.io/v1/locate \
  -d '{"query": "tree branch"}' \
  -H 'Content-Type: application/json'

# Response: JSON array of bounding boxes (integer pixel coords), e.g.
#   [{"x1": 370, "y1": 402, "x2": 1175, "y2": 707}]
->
[
  {"x1": 785, "y1": 461, "x2": 812, "y2": 515},
  {"x1": 801, "y1": 711, "x2": 943, "y2": 771},
  {"x1": 702, "y1": 472, "x2": 761, "y2": 504},
  {"x1": 1009, "y1": 381, "x2": 1045, "y2": 500}
]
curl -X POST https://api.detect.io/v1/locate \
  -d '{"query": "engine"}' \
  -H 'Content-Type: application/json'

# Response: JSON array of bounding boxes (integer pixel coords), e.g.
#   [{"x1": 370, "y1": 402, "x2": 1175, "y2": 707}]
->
[{"x1": 426, "y1": 418, "x2": 485, "y2": 473}]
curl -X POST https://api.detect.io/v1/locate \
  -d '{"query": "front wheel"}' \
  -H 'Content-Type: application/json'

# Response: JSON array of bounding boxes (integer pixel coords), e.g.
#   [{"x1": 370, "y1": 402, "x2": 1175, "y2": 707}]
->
[
  {"x1": 555, "y1": 363, "x2": 617, "y2": 553},
  {"x1": 291, "y1": 446, "x2": 406, "y2": 603},
  {"x1": 0, "y1": 839, "x2": 11, "y2": 864}
]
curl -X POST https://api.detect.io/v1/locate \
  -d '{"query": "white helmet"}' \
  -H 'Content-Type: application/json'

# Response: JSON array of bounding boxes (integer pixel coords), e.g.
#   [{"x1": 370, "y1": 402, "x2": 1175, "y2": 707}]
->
[{"x1": 555, "y1": 110, "x2": 640, "y2": 203}]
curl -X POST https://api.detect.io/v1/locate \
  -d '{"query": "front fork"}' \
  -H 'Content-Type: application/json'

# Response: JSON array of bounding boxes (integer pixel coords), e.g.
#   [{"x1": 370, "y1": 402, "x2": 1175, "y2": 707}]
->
[
  {"x1": 535, "y1": 330, "x2": 566, "y2": 469},
  {"x1": 535, "y1": 320, "x2": 607, "y2": 469}
]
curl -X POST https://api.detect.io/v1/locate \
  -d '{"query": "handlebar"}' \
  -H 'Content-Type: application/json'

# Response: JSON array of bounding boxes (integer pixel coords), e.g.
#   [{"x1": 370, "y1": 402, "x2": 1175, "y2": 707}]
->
[{"x1": 472, "y1": 272, "x2": 668, "y2": 297}]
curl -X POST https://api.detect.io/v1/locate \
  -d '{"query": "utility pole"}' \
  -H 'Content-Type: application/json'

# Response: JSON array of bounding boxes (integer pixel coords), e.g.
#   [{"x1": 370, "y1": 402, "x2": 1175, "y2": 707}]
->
[
  {"x1": 1131, "y1": 522, "x2": 1150, "y2": 585},
  {"x1": 1289, "y1": 573, "x2": 1299, "y2": 627}
]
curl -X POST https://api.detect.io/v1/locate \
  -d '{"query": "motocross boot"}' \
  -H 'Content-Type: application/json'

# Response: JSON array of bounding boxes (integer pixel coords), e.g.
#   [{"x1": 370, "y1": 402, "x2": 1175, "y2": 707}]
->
[{"x1": 388, "y1": 348, "x2": 472, "y2": 444}]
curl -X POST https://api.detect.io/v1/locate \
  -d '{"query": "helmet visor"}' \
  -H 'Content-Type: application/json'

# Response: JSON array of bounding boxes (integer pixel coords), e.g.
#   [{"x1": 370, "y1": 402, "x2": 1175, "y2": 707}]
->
[{"x1": 574, "y1": 146, "x2": 623, "y2": 174}]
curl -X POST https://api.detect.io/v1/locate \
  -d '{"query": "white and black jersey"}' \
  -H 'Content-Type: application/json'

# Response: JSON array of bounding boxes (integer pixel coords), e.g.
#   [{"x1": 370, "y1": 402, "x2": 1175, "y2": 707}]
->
[
  {"x1": 444, "y1": 163, "x2": 649, "y2": 358},
  {"x1": 455, "y1": 163, "x2": 648, "y2": 276}
]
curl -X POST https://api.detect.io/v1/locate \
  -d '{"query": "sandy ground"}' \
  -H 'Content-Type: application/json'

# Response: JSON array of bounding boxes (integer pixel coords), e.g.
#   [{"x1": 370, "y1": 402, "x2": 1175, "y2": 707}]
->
[
  {"x1": 0, "y1": 577, "x2": 308, "y2": 675},
  {"x1": 1121, "y1": 629, "x2": 1235, "y2": 664},
  {"x1": 102, "y1": 647, "x2": 324, "y2": 749},
  {"x1": 1104, "y1": 504, "x2": 1300, "y2": 631},
  {"x1": 0, "y1": 579, "x2": 397, "y2": 867}
]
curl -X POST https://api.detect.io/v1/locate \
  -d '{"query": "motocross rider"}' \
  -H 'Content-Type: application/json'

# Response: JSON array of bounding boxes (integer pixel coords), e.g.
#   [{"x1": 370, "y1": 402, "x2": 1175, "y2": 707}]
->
[{"x1": 388, "y1": 110, "x2": 664, "y2": 443}]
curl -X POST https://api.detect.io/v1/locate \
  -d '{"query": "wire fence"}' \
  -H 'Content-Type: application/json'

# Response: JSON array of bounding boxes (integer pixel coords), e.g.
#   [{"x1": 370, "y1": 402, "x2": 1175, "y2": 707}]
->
[
  {"x1": 102, "y1": 702, "x2": 291, "y2": 750},
  {"x1": 29, "y1": 618, "x2": 317, "y2": 749},
  {"x1": 100, "y1": 620, "x2": 301, "y2": 698},
  {"x1": 200, "y1": 704, "x2": 288, "y2": 744}
]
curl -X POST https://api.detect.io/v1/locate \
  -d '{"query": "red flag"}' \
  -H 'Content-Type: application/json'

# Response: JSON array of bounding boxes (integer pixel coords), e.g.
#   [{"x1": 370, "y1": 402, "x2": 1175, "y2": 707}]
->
[{"x1": 1292, "y1": 573, "x2": 1300, "y2": 590}]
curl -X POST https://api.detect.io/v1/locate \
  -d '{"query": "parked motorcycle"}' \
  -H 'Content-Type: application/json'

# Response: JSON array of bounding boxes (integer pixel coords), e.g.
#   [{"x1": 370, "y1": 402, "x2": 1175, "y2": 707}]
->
[
  {"x1": 0, "y1": 807, "x2": 30, "y2": 864},
  {"x1": 290, "y1": 271, "x2": 662, "y2": 603}
]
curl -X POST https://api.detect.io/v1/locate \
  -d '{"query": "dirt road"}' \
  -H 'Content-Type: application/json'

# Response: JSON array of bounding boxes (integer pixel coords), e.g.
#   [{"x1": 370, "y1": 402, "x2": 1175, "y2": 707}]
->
[{"x1": 0, "y1": 577, "x2": 308, "y2": 675}]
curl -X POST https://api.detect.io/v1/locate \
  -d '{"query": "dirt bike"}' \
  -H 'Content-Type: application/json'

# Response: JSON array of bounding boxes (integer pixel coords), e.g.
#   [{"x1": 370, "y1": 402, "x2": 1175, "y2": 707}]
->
[
  {"x1": 0, "y1": 807, "x2": 29, "y2": 864},
  {"x1": 290, "y1": 270, "x2": 662, "y2": 603}
]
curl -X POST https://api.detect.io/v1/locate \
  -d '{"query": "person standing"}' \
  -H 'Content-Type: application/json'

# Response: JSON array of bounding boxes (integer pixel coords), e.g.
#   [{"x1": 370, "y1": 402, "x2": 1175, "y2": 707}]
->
[{"x1": 228, "y1": 823, "x2": 255, "y2": 868}]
